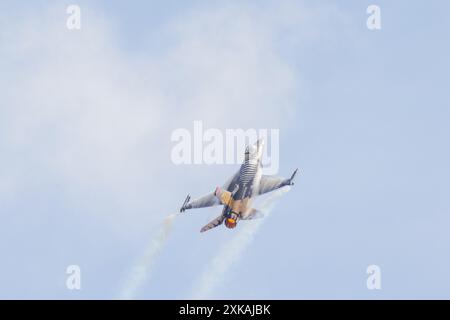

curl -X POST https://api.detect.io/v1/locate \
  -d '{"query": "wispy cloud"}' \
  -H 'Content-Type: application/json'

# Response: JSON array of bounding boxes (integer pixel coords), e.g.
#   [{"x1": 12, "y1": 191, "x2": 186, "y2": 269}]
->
[
  {"x1": 0, "y1": 1, "x2": 331, "y2": 297},
  {"x1": 119, "y1": 213, "x2": 178, "y2": 300}
]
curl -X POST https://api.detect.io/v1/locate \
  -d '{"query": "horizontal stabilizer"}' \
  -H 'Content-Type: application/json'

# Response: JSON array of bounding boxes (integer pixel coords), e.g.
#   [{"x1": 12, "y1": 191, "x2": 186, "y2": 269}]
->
[
  {"x1": 200, "y1": 215, "x2": 224, "y2": 233},
  {"x1": 241, "y1": 208, "x2": 265, "y2": 220}
]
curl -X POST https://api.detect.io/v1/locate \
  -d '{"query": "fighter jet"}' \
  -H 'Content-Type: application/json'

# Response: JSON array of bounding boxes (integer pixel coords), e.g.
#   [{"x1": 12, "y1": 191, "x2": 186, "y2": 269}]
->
[{"x1": 180, "y1": 139, "x2": 298, "y2": 232}]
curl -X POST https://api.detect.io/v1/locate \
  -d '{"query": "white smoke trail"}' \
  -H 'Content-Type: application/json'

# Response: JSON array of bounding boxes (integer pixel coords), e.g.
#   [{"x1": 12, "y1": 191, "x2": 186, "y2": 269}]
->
[
  {"x1": 191, "y1": 186, "x2": 291, "y2": 299},
  {"x1": 118, "y1": 213, "x2": 177, "y2": 300}
]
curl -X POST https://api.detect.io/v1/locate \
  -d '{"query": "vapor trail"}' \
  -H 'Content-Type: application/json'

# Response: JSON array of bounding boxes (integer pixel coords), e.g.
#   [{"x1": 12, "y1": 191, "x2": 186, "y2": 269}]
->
[
  {"x1": 191, "y1": 186, "x2": 291, "y2": 299},
  {"x1": 119, "y1": 213, "x2": 177, "y2": 299}
]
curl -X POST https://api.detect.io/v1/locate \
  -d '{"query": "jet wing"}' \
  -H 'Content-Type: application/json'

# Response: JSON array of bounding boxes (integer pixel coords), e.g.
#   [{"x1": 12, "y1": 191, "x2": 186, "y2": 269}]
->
[
  {"x1": 257, "y1": 169, "x2": 298, "y2": 196},
  {"x1": 180, "y1": 170, "x2": 239, "y2": 212},
  {"x1": 200, "y1": 215, "x2": 225, "y2": 233},
  {"x1": 180, "y1": 192, "x2": 219, "y2": 212}
]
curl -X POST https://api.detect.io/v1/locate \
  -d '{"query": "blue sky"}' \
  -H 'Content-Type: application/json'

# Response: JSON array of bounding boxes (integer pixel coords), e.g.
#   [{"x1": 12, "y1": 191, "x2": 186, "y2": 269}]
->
[{"x1": 1, "y1": 1, "x2": 450, "y2": 299}]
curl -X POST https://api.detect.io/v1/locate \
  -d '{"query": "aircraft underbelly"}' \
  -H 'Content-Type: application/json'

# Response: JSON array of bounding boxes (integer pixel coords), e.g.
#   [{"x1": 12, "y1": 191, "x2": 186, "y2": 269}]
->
[
  {"x1": 230, "y1": 197, "x2": 252, "y2": 215},
  {"x1": 230, "y1": 167, "x2": 261, "y2": 216}
]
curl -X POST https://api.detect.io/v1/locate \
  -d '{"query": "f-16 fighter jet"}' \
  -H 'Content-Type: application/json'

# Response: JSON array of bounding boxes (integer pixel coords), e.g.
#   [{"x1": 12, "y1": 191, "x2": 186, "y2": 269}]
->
[{"x1": 180, "y1": 139, "x2": 298, "y2": 232}]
